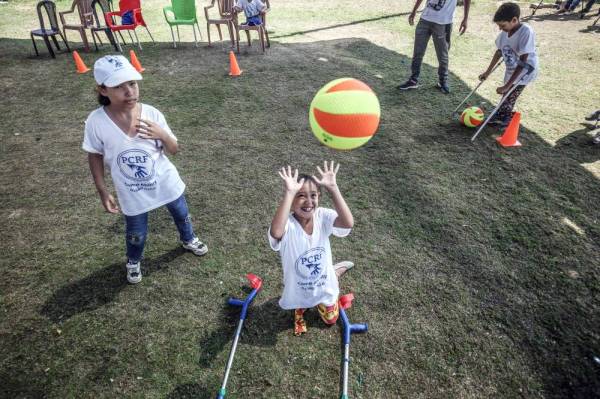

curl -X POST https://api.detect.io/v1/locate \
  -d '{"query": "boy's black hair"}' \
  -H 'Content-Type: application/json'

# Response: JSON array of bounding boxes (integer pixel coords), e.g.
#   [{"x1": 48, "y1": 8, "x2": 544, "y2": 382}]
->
[
  {"x1": 97, "y1": 85, "x2": 110, "y2": 106},
  {"x1": 494, "y1": 2, "x2": 520, "y2": 22},
  {"x1": 297, "y1": 174, "x2": 321, "y2": 194}
]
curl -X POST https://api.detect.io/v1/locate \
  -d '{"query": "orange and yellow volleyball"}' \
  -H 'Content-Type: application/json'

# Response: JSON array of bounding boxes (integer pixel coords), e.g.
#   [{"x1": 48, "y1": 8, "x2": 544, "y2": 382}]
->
[
  {"x1": 460, "y1": 106, "x2": 484, "y2": 128},
  {"x1": 309, "y1": 78, "x2": 380, "y2": 150}
]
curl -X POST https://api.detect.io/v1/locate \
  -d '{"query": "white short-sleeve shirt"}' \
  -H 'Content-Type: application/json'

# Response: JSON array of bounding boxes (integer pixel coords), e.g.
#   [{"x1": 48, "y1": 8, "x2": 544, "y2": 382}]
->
[
  {"x1": 268, "y1": 208, "x2": 351, "y2": 310},
  {"x1": 495, "y1": 23, "x2": 539, "y2": 85},
  {"x1": 82, "y1": 104, "x2": 185, "y2": 216},
  {"x1": 235, "y1": 0, "x2": 265, "y2": 18},
  {"x1": 421, "y1": 0, "x2": 457, "y2": 25}
]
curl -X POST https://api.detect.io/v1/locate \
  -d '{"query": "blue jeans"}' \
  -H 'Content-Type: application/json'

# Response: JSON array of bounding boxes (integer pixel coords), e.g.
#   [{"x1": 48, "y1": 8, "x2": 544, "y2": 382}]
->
[{"x1": 124, "y1": 194, "x2": 196, "y2": 263}]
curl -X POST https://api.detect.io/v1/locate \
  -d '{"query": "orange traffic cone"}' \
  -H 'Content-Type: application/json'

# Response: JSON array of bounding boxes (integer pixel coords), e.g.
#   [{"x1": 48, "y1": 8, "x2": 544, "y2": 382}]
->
[
  {"x1": 129, "y1": 50, "x2": 145, "y2": 73},
  {"x1": 496, "y1": 112, "x2": 522, "y2": 147},
  {"x1": 73, "y1": 51, "x2": 90, "y2": 74},
  {"x1": 228, "y1": 51, "x2": 242, "y2": 76}
]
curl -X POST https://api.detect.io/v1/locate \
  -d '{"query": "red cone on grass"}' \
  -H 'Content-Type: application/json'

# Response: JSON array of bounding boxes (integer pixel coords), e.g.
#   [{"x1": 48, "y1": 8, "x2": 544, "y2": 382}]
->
[
  {"x1": 130, "y1": 50, "x2": 145, "y2": 73},
  {"x1": 497, "y1": 111, "x2": 522, "y2": 147},
  {"x1": 73, "y1": 51, "x2": 90, "y2": 73},
  {"x1": 228, "y1": 51, "x2": 242, "y2": 76}
]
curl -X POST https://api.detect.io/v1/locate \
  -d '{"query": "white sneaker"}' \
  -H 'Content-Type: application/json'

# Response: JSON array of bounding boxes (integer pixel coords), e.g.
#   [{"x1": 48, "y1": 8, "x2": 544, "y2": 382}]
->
[
  {"x1": 126, "y1": 261, "x2": 142, "y2": 284},
  {"x1": 183, "y1": 237, "x2": 208, "y2": 256},
  {"x1": 334, "y1": 261, "x2": 354, "y2": 278}
]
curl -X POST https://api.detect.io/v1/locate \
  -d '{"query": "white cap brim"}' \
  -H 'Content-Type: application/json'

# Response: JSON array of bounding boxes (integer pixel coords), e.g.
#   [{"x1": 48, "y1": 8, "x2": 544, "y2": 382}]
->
[{"x1": 101, "y1": 68, "x2": 143, "y2": 87}]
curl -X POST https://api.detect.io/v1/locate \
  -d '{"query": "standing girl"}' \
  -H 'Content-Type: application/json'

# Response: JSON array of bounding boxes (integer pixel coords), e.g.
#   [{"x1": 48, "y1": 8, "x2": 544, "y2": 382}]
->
[{"x1": 83, "y1": 55, "x2": 208, "y2": 284}]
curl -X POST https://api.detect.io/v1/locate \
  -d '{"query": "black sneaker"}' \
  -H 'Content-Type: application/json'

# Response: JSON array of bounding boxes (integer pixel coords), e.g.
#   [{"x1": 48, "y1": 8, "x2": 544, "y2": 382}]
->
[
  {"x1": 397, "y1": 79, "x2": 419, "y2": 90},
  {"x1": 585, "y1": 109, "x2": 600, "y2": 121},
  {"x1": 488, "y1": 118, "x2": 509, "y2": 129},
  {"x1": 437, "y1": 81, "x2": 450, "y2": 94}
]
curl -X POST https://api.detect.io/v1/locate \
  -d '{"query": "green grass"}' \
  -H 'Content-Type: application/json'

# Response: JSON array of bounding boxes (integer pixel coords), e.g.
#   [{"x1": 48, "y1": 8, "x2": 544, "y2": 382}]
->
[{"x1": 1, "y1": 0, "x2": 600, "y2": 397}]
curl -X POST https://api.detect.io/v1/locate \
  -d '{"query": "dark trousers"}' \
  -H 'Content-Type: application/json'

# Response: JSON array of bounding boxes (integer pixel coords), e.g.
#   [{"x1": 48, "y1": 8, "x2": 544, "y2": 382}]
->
[
  {"x1": 410, "y1": 19, "x2": 452, "y2": 83},
  {"x1": 496, "y1": 85, "x2": 525, "y2": 122}
]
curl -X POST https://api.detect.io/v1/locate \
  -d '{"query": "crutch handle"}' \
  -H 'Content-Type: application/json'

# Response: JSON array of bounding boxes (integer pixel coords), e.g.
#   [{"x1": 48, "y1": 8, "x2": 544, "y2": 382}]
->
[{"x1": 226, "y1": 274, "x2": 263, "y2": 320}]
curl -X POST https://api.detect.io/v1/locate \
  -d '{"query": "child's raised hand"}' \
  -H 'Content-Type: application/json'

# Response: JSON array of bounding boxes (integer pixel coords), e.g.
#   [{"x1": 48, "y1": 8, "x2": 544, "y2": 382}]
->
[
  {"x1": 278, "y1": 166, "x2": 304, "y2": 194},
  {"x1": 313, "y1": 160, "x2": 339, "y2": 191}
]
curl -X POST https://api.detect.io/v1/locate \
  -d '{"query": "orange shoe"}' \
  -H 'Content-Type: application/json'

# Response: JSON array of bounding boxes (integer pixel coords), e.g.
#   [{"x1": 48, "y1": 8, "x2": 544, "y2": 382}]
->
[
  {"x1": 294, "y1": 309, "x2": 307, "y2": 336},
  {"x1": 317, "y1": 302, "x2": 339, "y2": 325}
]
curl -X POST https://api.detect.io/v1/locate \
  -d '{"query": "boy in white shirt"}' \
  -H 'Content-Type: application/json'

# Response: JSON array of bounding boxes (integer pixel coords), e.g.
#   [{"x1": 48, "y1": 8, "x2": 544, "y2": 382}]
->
[
  {"x1": 268, "y1": 162, "x2": 354, "y2": 336},
  {"x1": 479, "y1": 2, "x2": 539, "y2": 128},
  {"x1": 233, "y1": 0, "x2": 266, "y2": 26},
  {"x1": 398, "y1": 0, "x2": 470, "y2": 94}
]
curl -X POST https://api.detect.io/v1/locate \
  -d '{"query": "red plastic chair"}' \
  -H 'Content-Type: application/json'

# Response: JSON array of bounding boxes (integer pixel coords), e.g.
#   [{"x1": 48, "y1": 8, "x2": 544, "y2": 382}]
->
[{"x1": 104, "y1": 0, "x2": 155, "y2": 51}]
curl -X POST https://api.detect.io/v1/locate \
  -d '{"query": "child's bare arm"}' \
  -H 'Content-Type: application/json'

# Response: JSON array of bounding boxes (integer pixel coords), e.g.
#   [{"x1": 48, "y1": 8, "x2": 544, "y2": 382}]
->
[
  {"x1": 270, "y1": 166, "x2": 304, "y2": 240},
  {"x1": 88, "y1": 153, "x2": 119, "y2": 214},
  {"x1": 313, "y1": 161, "x2": 354, "y2": 229},
  {"x1": 479, "y1": 50, "x2": 502, "y2": 80}
]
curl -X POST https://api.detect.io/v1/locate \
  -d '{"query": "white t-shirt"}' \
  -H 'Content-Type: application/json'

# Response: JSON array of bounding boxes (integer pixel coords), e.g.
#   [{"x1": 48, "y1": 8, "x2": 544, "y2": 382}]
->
[
  {"x1": 495, "y1": 23, "x2": 539, "y2": 85},
  {"x1": 421, "y1": 0, "x2": 457, "y2": 25},
  {"x1": 235, "y1": 0, "x2": 265, "y2": 18},
  {"x1": 82, "y1": 104, "x2": 186, "y2": 216},
  {"x1": 268, "y1": 208, "x2": 351, "y2": 310}
]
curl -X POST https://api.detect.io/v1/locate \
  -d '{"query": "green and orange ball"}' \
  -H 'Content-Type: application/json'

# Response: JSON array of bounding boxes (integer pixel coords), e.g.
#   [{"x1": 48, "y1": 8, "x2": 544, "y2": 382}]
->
[
  {"x1": 460, "y1": 106, "x2": 484, "y2": 128},
  {"x1": 309, "y1": 78, "x2": 380, "y2": 150}
]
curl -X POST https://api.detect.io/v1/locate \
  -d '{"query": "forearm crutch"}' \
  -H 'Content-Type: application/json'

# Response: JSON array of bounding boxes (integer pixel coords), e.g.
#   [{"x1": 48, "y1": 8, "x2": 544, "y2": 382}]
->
[
  {"x1": 216, "y1": 274, "x2": 263, "y2": 399},
  {"x1": 452, "y1": 60, "x2": 503, "y2": 118},
  {"x1": 471, "y1": 62, "x2": 535, "y2": 142},
  {"x1": 338, "y1": 293, "x2": 368, "y2": 399}
]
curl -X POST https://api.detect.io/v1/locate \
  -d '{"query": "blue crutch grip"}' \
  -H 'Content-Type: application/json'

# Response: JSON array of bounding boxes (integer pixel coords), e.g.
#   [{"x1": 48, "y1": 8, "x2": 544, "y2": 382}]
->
[
  {"x1": 227, "y1": 298, "x2": 244, "y2": 307},
  {"x1": 351, "y1": 323, "x2": 368, "y2": 334}
]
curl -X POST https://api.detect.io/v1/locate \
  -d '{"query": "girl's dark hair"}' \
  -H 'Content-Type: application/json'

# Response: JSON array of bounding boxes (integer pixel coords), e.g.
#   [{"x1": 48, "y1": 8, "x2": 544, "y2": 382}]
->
[
  {"x1": 298, "y1": 173, "x2": 321, "y2": 194},
  {"x1": 494, "y1": 2, "x2": 520, "y2": 22},
  {"x1": 97, "y1": 85, "x2": 110, "y2": 106}
]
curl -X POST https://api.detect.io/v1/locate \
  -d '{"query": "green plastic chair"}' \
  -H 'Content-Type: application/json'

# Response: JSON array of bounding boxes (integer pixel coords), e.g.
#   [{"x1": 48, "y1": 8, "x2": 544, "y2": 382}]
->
[{"x1": 163, "y1": 0, "x2": 202, "y2": 48}]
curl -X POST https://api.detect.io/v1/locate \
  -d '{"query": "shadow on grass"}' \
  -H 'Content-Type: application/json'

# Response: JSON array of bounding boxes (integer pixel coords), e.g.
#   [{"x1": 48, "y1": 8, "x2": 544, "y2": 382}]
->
[
  {"x1": 1, "y1": 35, "x2": 599, "y2": 398},
  {"x1": 40, "y1": 247, "x2": 186, "y2": 323},
  {"x1": 166, "y1": 382, "x2": 213, "y2": 399},
  {"x1": 271, "y1": 11, "x2": 411, "y2": 39}
]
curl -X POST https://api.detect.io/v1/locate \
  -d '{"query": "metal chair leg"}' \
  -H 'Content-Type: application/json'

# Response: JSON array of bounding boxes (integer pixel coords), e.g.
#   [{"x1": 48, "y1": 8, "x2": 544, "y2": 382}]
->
[
  {"x1": 59, "y1": 32, "x2": 71, "y2": 52},
  {"x1": 176, "y1": 25, "x2": 180, "y2": 42},
  {"x1": 31, "y1": 33, "x2": 39, "y2": 56},
  {"x1": 42, "y1": 35, "x2": 55, "y2": 58},
  {"x1": 192, "y1": 24, "x2": 198, "y2": 47},
  {"x1": 113, "y1": 31, "x2": 123, "y2": 52},
  {"x1": 144, "y1": 26, "x2": 155, "y2": 43},
  {"x1": 169, "y1": 25, "x2": 176, "y2": 48},
  {"x1": 92, "y1": 30, "x2": 99, "y2": 51},
  {"x1": 133, "y1": 30, "x2": 142, "y2": 50},
  {"x1": 195, "y1": 21, "x2": 202, "y2": 40},
  {"x1": 51, "y1": 35, "x2": 60, "y2": 50}
]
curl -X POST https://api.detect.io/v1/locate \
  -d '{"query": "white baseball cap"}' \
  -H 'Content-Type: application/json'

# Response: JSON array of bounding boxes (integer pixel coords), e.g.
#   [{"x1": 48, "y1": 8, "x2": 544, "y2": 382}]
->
[{"x1": 94, "y1": 55, "x2": 142, "y2": 87}]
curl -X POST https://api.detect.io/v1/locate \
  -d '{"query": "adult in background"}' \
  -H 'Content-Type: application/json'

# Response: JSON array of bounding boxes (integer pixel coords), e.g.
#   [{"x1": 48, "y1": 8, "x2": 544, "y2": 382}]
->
[{"x1": 397, "y1": 0, "x2": 470, "y2": 94}]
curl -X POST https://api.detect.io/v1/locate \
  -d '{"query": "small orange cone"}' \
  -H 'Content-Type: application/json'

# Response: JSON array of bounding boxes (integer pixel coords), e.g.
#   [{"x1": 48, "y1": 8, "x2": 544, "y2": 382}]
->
[
  {"x1": 228, "y1": 51, "x2": 242, "y2": 76},
  {"x1": 73, "y1": 51, "x2": 90, "y2": 74},
  {"x1": 129, "y1": 50, "x2": 145, "y2": 73},
  {"x1": 496, "y1": 111, "x2": 522, "y2": 147}
]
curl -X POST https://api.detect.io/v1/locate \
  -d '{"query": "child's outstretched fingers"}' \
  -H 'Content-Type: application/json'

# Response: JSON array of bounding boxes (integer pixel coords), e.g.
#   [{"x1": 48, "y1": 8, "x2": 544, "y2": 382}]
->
[
  {"x1": 314, "y1": 161, "x2": 339, "y2": 189},
  {"x1": 278, "y1": 165, "x2": 304, "y2": 193}
]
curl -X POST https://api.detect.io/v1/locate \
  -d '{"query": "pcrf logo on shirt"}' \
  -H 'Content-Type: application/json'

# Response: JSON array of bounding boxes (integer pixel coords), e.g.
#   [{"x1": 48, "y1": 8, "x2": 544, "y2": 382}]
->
[
  {"x1": 502, "y1": 45, "x2": 517, "y2": 68},
  {"x1": 295, "y1": 247, "x2": 326, "y2": 281},
  {"x1": 117, "y1": 149, "x2": 155, "y2": 181}
]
